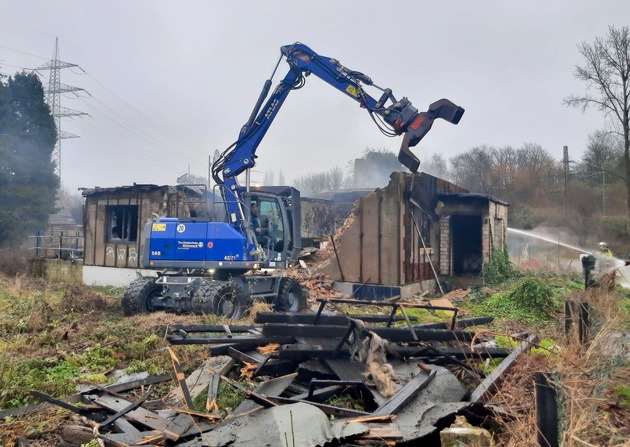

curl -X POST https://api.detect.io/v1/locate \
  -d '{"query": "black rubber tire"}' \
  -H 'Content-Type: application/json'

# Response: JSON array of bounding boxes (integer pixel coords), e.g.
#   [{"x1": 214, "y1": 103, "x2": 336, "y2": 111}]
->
[
  {"x1": 275, "y1": 277, "x2": 308, "y2": 313},
  {"x1": 210, "y1": 281, "x2": 248, "y2": 320},
  {"x1": 122, "y1": 277, "x2": 163, "y2": 315},
  {"x1": 189, "y1": 281, "x2": 216, "y2": 315}
]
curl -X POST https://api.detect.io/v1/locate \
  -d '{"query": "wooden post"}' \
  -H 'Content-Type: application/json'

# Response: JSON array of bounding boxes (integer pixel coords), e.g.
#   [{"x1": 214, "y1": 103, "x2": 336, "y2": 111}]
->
[{"x1": 535, "y1": 372, "x2": 560, "y2": 447}]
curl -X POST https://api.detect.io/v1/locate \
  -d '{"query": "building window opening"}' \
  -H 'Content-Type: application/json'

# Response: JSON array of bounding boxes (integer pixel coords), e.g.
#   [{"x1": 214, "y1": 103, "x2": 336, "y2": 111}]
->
[{"x1": 106, "y1": 205, "x2": 138, "y2": 243}]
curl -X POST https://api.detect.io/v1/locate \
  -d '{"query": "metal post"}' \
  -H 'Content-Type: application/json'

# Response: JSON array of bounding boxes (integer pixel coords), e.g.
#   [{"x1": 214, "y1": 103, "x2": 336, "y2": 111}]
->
[{"x1": 535, "y1": 372, "x2": 559, "y2": 447}]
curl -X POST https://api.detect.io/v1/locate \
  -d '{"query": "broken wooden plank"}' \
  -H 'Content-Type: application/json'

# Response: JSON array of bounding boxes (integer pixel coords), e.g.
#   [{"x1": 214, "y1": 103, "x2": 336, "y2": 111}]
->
[
  {"x1": 103, "y1": 429, "x2": 164, "y2": 446},
  {"x1": 470, "y1": 333, "x2": 539, "y2": 403},
  {"x1": 93, "y1": 395, "x2": 181, "y2": 441},
  {"x1": 98, "y1": 373, "x2": 172, "y2": 394},
  {"x1": 254, "y1": 312, "x2": 415, "y2": 325},
  {"x1": 232, "y1": 373, "x2": 298, "y2": 415},
  {"x1": 372, "y1": 370, "x2": 437, "y2": 416},
  {"x1": 279, "y1": 343, "x2": 509, "y2": 361},
  {"x1": 167, "y1": 334, "x2": 295, "y2": 345},
  {"x1": 97, "y1": 388, "x2": 152, "y2": 428},
  {"x1": 164, "y1": 356, "x2": 234, "y2": 408},
  {"x1": 112, "y1": 417, "x2": 141, "y2": 435},
  {"x1": 227, "y1": 346, "x2": 266, "y2": 364},
  {"x1": 166, "y1": 347, "x2": 194, "y2": 410},
  {"x1": 168, "y1": 324, "x2": 256, "y2": 334},
  {"x1": 61, "y1": 425, "x2": 139, "y2": 447},
  {"x1": 262, "y1": 323, "x2": 476, "y2": 342}
]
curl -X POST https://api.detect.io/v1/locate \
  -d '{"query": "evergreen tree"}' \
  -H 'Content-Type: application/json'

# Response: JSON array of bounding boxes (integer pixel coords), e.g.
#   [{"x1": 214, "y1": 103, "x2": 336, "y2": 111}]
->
[{"x1": 0, "y1": 71, "x2": 58, "y2": 247}]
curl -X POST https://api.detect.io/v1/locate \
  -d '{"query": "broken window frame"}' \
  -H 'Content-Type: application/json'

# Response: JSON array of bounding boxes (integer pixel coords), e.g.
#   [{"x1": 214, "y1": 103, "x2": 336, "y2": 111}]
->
[{"x1": 106, "y1": 205, "x2": 139, "y2": 244}]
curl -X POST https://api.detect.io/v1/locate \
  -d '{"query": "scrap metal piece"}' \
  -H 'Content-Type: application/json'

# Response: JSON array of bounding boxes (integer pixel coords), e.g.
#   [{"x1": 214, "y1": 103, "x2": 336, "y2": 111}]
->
[
  {"x1": 470, "y1": 333, "x2": 539, "y2": 403},
  {"x1": 181, "y1": 402, "x2": 368, "y2": 447},
  {"x1": 372, "y1": 369, "x2": 437, "y2": 416},
  {"x1": 29, "y1": 391, "x2": 102, "y2": 421},
  {"x1": 232, "y1": 373, "x2": 297, "y2": 415}
]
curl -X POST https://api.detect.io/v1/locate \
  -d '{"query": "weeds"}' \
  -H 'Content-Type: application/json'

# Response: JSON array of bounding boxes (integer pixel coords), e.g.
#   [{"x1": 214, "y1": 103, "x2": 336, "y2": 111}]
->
[
  {"x1": 468, "y1": 276, "x2": 561, "y2": 323},
  {"x1": 483, "y1": 245, "x2": 517, "y2": 285}
]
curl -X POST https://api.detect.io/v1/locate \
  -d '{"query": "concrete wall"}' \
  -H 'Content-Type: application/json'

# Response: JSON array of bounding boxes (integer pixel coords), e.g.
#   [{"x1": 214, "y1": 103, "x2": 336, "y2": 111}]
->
[
  {"x1": 82, "y1": 265, "x2": 157, "y2": 287},
  {"x1": 29, "y1": 259, "x2": 83, "y2": 284}
]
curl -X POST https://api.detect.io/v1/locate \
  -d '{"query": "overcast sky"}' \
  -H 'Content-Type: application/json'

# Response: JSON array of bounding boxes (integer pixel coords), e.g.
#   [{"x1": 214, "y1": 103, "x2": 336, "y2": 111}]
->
[{"x1": 1, "y1": 1, "x2": 627, "y2": 193}]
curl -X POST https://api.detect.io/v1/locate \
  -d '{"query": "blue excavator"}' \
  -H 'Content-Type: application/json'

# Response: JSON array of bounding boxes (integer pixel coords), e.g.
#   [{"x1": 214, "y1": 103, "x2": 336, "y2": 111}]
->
[{"x1": 122, "y1": 42, "x2": 464, "y2": 319}]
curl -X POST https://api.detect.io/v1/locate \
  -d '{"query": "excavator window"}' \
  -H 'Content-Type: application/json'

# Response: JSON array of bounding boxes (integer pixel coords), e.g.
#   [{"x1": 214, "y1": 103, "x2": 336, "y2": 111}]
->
[{"x1": 252, "y1": 197, "x2": 285, "y2": 253}]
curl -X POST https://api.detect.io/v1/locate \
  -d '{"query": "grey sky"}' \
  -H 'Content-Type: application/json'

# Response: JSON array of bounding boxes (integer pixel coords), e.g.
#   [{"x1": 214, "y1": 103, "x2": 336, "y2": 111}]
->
[{"x1": 1, "y1": 1, "x2": 626, "y2": 193}]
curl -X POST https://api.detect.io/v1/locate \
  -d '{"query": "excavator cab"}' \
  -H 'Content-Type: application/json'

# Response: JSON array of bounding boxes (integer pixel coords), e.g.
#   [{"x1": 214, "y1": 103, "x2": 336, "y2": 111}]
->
[{"x1": 242, "y1": 187, "x2": 301, "y2": 269}]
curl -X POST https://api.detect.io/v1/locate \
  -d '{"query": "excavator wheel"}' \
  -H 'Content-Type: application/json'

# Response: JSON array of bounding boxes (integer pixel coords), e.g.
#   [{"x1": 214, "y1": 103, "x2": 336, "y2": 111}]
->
[
  {"x1": 275, "y1": 278, "x2": 308, "y2": 313},
  {"x1": 210, "y1": 281, "x2": 248, "y2": 320},
  {"x1": 122, "y1": 277, "x2": 163, "y2": 315},
  {"x1": 189, "y1": 281, "x2": 217, "y2": 314}
]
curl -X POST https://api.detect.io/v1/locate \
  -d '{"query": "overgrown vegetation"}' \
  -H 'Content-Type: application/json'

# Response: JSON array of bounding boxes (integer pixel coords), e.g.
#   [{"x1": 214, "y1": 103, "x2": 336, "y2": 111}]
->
[
  {"x1": 470, "y1": 276, "x2": 561, "y2": 323},
  {"x1": 0, "y1": 275, "x2": 207, "y2": 412},
  {"x1": 482, "y1": 245, "x2": 517, "y2": 285}
]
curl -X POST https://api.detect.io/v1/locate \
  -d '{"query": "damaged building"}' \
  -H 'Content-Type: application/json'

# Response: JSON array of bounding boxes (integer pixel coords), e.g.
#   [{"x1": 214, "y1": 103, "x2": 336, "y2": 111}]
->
[
  {"x1": 81, "y1": 184, "x2": 208, "y2": 286},
  {"x1": 318, "y1": 172, "x2": 509, "y2": 298}
]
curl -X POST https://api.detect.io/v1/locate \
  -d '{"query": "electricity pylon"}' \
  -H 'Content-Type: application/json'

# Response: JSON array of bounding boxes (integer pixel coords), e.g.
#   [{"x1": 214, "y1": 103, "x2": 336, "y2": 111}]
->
[{"x1": 36, "y1": 37, "x2": 88, "y2": 181}]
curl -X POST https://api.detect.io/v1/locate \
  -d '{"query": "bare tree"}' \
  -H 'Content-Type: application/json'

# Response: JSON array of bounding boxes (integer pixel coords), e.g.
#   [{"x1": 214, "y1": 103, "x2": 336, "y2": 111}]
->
[
  {"x1": 450, "y1": 146, "x2": 494, "y2": 194},
  {"x1": 565, "y1": 26, "x2": 630, "y2": 218},
  {"x1": 422, "y1": 153, "x2": 450, "y2": 180},
  {"x1": 328, "y1": 166, "x2": 347, "y2": 190},
  {"x1": 576, "y1": 130, "x2": 623, "y2": 184},
  {"x1": 278, "y1": 170, "x2": 285, "y2": 185}
]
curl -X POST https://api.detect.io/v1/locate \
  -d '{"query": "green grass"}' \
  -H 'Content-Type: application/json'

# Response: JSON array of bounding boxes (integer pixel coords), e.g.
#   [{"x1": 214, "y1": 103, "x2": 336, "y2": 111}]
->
[{"x1": 615, "y1": 385, "x2": 630, "y2": 409}]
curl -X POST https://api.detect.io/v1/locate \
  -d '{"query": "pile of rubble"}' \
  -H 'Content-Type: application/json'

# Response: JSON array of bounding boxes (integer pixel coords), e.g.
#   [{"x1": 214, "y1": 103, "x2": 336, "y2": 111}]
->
[{"x1": 21, "y1": 298, "x2": 537, "y2": 446}]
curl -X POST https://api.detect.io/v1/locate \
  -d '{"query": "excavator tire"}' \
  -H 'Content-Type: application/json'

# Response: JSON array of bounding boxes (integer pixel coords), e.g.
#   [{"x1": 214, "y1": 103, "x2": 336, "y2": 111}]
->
[
  {"x1": 275, "y1": 278, "x2": 308, "y2": 313},
  {"x1": 189, "y1": 281, "x2": 217, "y2": 315},
  {"x1": 210, "y1": 281, "x2": 248, "y2": 320},
  {"x1": 122, "y1": 277, "x2": 163, "y2": 315}
]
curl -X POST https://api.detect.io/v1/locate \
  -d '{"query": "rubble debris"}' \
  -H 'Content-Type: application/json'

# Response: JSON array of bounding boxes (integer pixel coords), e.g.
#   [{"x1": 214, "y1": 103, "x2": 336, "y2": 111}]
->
[
  {"x1": 179, "y1": 402, "x2": 368, "y2": 447},
  {"x1": 164, "y1": 356, "x2": 234, "y2": 409},
  {"x1": 440, "y1": 415, "x2": 494, "y2": 447},
  {"x1": 231, "y1": 373, "x2": 297, "y2": 415},
  {"x1": 18, "y1": 297, "x2": 541, "y2": 446}
]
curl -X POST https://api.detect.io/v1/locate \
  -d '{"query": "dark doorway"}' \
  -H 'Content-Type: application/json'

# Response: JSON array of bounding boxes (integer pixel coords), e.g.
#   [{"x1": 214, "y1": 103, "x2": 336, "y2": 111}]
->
[{"x1": 452, "y1": 215, "x2": 483, "y2": 275}]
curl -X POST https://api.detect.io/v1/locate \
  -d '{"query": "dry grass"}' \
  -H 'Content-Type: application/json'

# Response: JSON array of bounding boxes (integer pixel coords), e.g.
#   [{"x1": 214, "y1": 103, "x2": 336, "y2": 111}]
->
[
  {"x1": 0, "y1": 248, "x2": 31, "y2": 277},
  {"x1": 487, "y1": 286, "x2": 630, "y2": 447}
]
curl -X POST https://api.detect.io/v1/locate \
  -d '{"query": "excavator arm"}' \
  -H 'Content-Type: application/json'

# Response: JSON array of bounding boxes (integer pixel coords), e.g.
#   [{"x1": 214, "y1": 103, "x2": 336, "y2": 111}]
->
[{"x1": 212, "y1": 42, "x2": 464, "y2": 229}]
